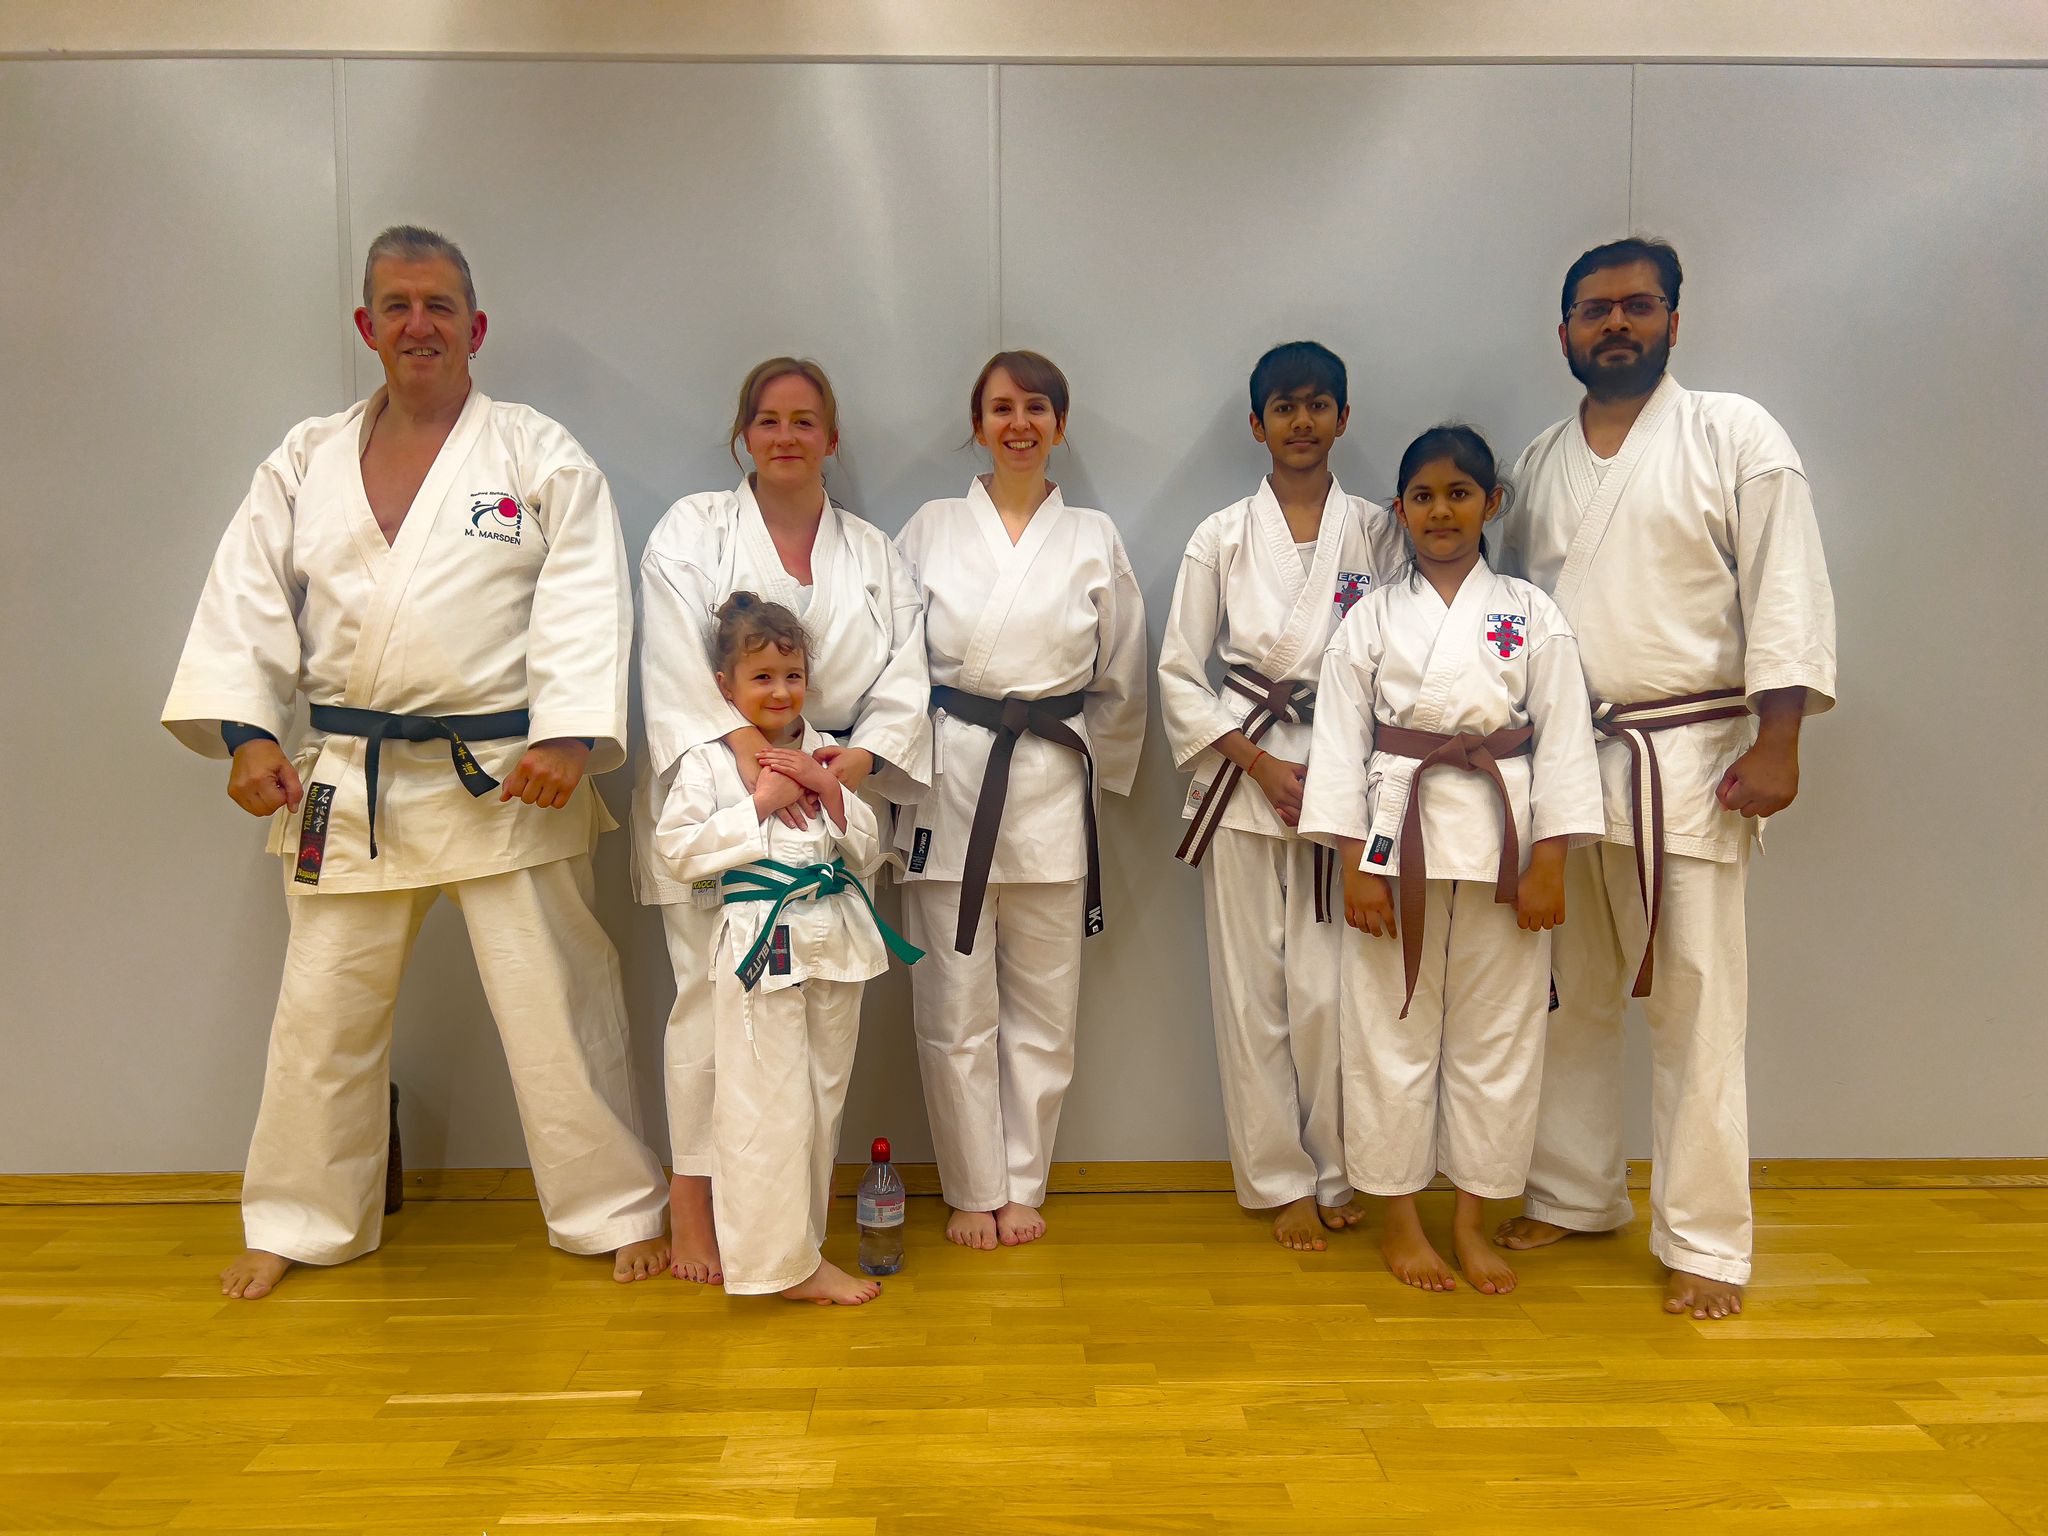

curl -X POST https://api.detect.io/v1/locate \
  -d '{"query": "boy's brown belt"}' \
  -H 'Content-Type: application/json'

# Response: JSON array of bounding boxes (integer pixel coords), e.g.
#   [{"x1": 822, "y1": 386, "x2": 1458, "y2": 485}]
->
[
  {"x1": 1371, "y1": 724, "x2": 1533, "y2": 1017},
  {"x1": 1174, "y1": 666, "x2": 1334, "y2": 923},
  {"x1": 931, "y1": 685, "x2": 1099, "y2": 956},
  {"x1": 1591, "y1": 687, "x2": 1751, "y2": 997}
]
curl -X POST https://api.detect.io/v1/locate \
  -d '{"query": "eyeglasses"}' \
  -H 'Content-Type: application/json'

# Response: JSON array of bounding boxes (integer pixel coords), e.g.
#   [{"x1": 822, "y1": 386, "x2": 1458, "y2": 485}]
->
[{"x1": 1566, "y1": 294, "x2": 1673, "y2": 325}]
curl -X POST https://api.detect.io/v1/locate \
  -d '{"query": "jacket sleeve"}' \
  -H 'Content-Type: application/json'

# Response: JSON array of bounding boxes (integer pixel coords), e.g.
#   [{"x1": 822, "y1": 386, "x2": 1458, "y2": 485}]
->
[
  {"x1": 1156, "y1": 529, "x2": 1239, "y2": 770},
  {"x1": 1083, "y1": 533, "x2": 1151, "y2": 798},
  {"x1": 1296, "y1": 616, "x2": 1378, "y2": 850},
  {"x1": 524, "y1": 462, "x2": 632, "y2": 773},
  {"x1": 161, "y1": 437, "x2": 308, "y2": 758},
  {"x1": 652, "y1": 749, "x2": 769, "y2": 883}
]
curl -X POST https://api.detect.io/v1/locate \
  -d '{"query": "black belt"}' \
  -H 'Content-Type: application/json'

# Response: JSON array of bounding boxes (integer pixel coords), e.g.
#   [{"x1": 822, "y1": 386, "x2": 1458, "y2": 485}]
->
[
  {"x1": 931, "y1": 685, "x2": 1101, "y2": 955},
  {"x1": 309, "y1": 704, "x2": 529, "y2": 859}
]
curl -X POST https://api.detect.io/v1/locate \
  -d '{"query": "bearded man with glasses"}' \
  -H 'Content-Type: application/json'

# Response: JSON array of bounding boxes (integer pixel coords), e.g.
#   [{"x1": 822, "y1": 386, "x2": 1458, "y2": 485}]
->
[{"x1": 1492, "y1": 237, "x2": 1838, "y2": 1321}]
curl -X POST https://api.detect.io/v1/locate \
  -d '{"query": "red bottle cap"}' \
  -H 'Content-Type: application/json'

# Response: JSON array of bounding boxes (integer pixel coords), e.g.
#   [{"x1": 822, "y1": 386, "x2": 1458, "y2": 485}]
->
[{"x1": 871, "y1": 1137, "x2": 891, "y2": 1163}]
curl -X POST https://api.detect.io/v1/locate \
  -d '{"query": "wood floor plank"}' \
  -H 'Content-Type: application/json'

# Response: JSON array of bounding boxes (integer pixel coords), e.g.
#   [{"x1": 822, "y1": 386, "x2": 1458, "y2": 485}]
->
[{"x1": 1, "y1": 1188, "x2": 2043, "y2": 1532}]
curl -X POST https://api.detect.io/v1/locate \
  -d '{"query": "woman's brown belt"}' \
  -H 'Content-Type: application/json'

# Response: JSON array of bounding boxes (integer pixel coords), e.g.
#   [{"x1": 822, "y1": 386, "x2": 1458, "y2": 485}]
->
[
  {"x1": 930, "y1": 685, "x2": 1099, "y2": 956},
  {"x1": 1369, "y1": 724, "x2": 1534, "y2": 1017}
]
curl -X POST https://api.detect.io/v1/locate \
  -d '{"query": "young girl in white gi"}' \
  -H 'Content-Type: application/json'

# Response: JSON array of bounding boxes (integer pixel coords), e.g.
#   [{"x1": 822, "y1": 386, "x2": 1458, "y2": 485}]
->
[
  {"x1": 634, "y1": 359, "x2": 930, "y2": 1285},
  {"x1": 653, "y1": 593, "x2": 922, "y2": 1306},
  {"x1": 1300, "y1": 426, "x2": 1604, "y2": 1295},
  {"x1": 1158, "y1": 341, "x2": 1407, "y2": 1252},
  {"x1": 895, "y1": 351, "x2": 1149, "y2": 1251}
]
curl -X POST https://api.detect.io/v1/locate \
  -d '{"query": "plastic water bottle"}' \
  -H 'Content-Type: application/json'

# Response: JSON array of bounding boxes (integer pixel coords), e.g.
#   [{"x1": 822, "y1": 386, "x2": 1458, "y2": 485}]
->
[{"x1": 856, "y1": 1137, "x2": 905, "y2": 1275}]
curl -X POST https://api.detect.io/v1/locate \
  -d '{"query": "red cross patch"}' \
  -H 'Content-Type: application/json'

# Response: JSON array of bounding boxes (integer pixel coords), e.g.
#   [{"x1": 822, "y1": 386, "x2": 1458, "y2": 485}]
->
[{"x1": 1485, "y1": 613, "x2": 1526, "y2": 659}]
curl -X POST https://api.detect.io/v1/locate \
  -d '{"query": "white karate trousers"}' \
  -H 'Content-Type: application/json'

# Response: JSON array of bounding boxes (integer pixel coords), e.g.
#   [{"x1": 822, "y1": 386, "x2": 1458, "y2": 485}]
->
[
  {"x1": 709, "y1": 968, "x2": 863, "y2": 1295},
  {"x1": 242, "y1": 855, "x2": 668, "y2": 1265},
  {"x1": 1341, "y1": 877, "x2": 1550, "y2": 1199},
  {"x1": 900, "y1": 878, "x2": 1084, "y2": 1213},
  {"x1": 1200, "y1": 828, "x2": 1349, "y2": 1209},
  {"x1": 658, "y1": 900, "x2": 718, "y2": 1176},
  {"x1": 1522, "y1": 842, "x2": 1753, "y2": 1285}
]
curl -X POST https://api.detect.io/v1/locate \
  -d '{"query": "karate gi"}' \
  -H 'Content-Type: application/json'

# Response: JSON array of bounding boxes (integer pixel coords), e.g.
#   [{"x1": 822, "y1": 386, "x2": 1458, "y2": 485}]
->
[
  {"x1": 653, "y1": 721, "x2": 892, "y2": 1294},
  {"x1": 1157, "y1": 476, "x2": 1406, "y2": 1210},
  {"x1": 894, "y1": 479, "x2": 1148, "y2": 1213},
  {"x1": 1501, "y1": 374, "x2": 1837, "y2": 1284},
  {"x1": 162, "y1": 388, "x2": 667, "y2": 1265},
  {"x1": 1301, "y1": 564, "x2": 1604, "y2": 1197},
  {"x1": 631, "y1": 481, "x2": 930, "y2": 1173}
]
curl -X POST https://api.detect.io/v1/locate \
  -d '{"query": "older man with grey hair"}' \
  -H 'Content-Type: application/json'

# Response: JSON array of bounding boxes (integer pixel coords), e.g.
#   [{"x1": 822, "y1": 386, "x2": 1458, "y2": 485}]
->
[{"x1": 163, "y1": 226, "x2": 669, "y2": 1297}]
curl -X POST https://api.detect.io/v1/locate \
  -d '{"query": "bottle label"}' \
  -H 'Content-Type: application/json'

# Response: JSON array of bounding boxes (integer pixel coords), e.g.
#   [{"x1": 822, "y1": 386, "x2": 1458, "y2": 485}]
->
[{"x1": 857, "y1": 1193, "x2": 905, "y2": 1227}]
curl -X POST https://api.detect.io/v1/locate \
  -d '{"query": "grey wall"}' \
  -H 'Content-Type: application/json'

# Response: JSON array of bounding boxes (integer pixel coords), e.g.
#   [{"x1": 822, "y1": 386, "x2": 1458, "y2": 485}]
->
[{"x1": 2, "y1": 60, "x2": 2040, "y2": 1174}]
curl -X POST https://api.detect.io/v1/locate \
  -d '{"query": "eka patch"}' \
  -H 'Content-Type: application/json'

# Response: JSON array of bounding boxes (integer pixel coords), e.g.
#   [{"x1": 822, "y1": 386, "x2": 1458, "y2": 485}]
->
[
  {"x1": 767, "y1": 925, "x2": 792, "y2": 977},
  {"x1": 1485, "y1": 612, "x2": 1527, "y2": 659},
  {"x1": 466, "y1": 491, "x2": 526, "y2": 545},
  {"x1": 1334, "y1": 570, "x2": 1370, "y2": 619}
]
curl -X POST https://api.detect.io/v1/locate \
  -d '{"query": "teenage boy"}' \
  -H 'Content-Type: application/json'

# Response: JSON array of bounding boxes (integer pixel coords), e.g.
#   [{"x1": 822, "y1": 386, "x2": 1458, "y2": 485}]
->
[{"x1": 1158, "y1": 341, "x2": 1408, "y2": 1251}]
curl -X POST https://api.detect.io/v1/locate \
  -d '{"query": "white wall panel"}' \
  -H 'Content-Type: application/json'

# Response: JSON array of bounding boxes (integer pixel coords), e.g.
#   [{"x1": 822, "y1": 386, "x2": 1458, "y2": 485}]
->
[
  {"x1": 3, "y1": 55, "x2": 2038, "y2": 1176},
  {"x1": 0, "y1": 60, "x2": 344, "y2": 1172},
  {"x1": 997, "y1": 64, "x2": 1634, "y2": 1158},
  {"x1": 337, "y1": 60, "x2": 993, "y2": 1164},
  {"x1": 1629, "y1": 65, "x2": 2048, "y2": 1155}
]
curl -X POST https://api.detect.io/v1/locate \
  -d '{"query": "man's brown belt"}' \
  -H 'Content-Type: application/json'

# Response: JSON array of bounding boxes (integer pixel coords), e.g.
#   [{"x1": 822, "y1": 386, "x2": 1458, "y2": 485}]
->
[
  {"x1": 1173, "y1": 666, "x2": 1335, "y2": 923},
  {"x1": 1591, "y1": 687, "x2": 1751, "y2": 997},
  {"x1": 931, "y1": 685, "x2": 1100, "y2": 956},
  {"x1": 1371, "y1": 724, "x2": 1534, "y2": 1018}
]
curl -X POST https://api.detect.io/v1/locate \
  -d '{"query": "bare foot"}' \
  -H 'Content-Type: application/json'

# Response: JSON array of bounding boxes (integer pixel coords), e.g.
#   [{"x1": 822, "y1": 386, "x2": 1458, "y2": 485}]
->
[
  {"x1": 613, "y1": 1235, "x2": 670, "y2": 1284},
  {"x1": 946, "y1": 1207, "x2": 999, "y2": 1250},
  {"x1": 1272, "y1": 1196, "x2": 1328, "y2": 1252},
  {"x1": 1318, "y1": 1197, "x2": 1367, "y2": 1232},
  {"x1": 782, "y1": 1258, "x2": 880, "y2": 1306},
  {"x1": 1379, "y1": 1196, "x2": 1457, "y2": 1292},
  {"x1": 220, "y1": 1248, "x2": 291, "y2": 1300},
  {"x1": 1495, "y1": 1215, "x2": 1574, "y2": 1251},
  {"x1": 1665, "y1": 1267, "x2": 1744, "y2": 1320},
  {"x1": 1451, "y1": 1225, "x2": 1519, "y2": 1295},
  {"x1": 668, "y1": 1174, "x2": 722, "y2": 1283},
  {"x1": 995, "y1": 1202, "x2": 1046, "y2": 1247}
]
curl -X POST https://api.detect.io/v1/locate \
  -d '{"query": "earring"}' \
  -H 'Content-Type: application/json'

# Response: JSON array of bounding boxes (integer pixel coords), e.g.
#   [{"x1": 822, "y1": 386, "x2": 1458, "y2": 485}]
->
[{"x1": 468, "y1": 351, "x2": 478, "y2": 361}]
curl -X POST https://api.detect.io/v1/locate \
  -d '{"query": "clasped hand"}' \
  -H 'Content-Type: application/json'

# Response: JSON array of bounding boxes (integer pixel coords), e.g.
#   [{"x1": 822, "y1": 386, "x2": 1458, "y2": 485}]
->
[{"x1": 1249, "y1": 753, "x2": 1307, "y2": 828}]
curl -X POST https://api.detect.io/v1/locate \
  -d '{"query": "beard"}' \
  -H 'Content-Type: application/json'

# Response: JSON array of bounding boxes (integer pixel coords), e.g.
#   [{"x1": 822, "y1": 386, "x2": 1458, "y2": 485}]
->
[{"x1": 1568, "y1": 330, "x2": 1671, "y2": 401}]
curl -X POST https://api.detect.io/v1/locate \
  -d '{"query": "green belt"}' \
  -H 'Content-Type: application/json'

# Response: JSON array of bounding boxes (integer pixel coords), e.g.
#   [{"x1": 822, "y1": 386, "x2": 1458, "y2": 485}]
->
[{"x1": 719, "y1": 857, "x2": 924, "y2": 990}]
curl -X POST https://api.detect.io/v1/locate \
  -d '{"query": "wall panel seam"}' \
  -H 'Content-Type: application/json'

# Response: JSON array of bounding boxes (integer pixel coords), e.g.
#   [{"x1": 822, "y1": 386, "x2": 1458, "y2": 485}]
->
[
  {"x1": 329, "y1": 55, "x2": 354, "y2": 409},
  {"x1": 987, "y1": 63, "x2": 1003, "y2": 352},
  {"x1": 1626, "y1": 62, "x2": 1637, "y2": 232}
]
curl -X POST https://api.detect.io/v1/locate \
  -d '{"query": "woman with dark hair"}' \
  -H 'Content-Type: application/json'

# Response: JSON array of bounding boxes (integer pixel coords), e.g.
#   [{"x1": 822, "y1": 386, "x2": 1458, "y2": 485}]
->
[{"x1": 893, "y1": 351, "x2": 1149, "y2": 1252}]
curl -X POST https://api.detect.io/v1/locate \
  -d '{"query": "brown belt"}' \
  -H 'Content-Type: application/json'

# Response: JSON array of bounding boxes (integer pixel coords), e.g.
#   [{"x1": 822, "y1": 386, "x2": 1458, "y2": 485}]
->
[
  {"x1": 1592, "y1": 687, "x2": 1751, "y2": 997},
  {"x1": 1372, "y1": 724, "x2": 1534, "y2": 1018},
  {"x1": 1174, "y1": 666, "x2": 1334, "y2": 923},
  {"x1": 932, "y1": 685, "x2": 1099, "y2": 956}
]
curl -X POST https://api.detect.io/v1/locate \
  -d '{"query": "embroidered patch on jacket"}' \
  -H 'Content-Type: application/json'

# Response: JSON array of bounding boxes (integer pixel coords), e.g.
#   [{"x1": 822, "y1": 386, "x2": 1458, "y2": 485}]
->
[
  {"x1": 1485, "y1": 612, "x2": 1527, "y2": 659},
  {"x1": 1183, "y1": 778, "x2": 1208, "y2": 816},
  {"x1": 768, "y1": 925, "x2": 792, "y2": 977},
  {"x1": 294, "y1": 783, "x2": 336, "y2": 885},
  {"x1": 1367, "y1": 834, "x2": 1393, "y2": 866},
  {"x1": 466, "y1": 491, "x2": 527, "y2": 545},
  {"x1": 1549, "y1": 975, "x2": 1561, "y2": 1013},
  {"x1": 1335, "y1": 570, "x2": 1370, "y2": 618},
  {"x1": 908, "y1": 827, "x2": 932, "y2": 873}
]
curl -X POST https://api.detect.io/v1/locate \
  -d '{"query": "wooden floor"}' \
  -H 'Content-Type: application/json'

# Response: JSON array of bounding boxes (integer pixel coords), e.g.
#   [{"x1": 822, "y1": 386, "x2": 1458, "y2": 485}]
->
[{"x1": 5, "y1": 1189, "x2": 2047, "y2": 1535}]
